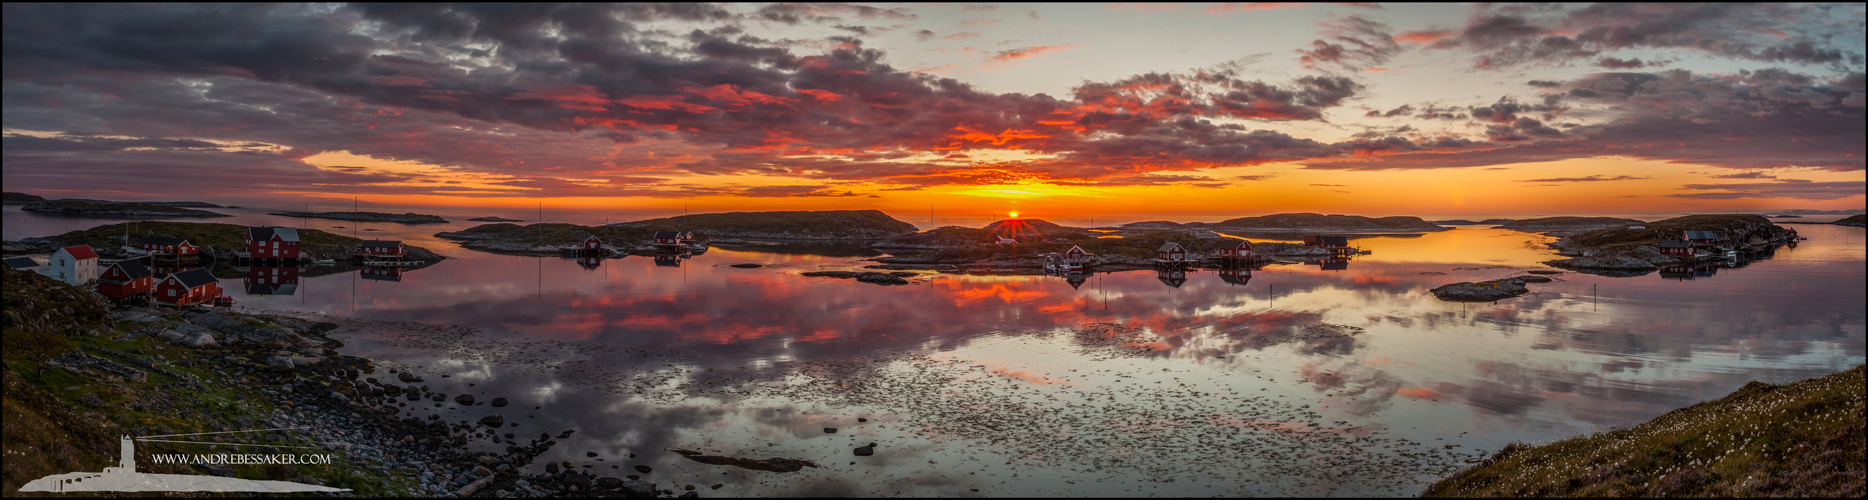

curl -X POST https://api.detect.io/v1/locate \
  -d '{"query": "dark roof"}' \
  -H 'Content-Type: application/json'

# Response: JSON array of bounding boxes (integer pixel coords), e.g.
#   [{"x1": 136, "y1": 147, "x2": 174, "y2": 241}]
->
[
  {"x1": 654, "y1": 230, "x2": 681, "y2": 239},
  {"x1": 110, "y1": 259, "x2": 153, "y2": 279},
  {"x1": 4, "y1": 257, "x2": 40, "y2": 269},
  {"x1": 144, "y1": 237, "x2": 189, "y2": 246},
  {"x1": 60, "y1": 245, "x2": 99, "y2": 260},
  {"x1": 168, "y1": 268, "x2": 218, "y2": 288},
  {"x1": 581, "y1": 234, "x2": 602, "y2": 242},
  {"x1": 1659, "y1": 240, "x2": 1691, "y2": 248},
  {"x1": 1222, "y1": 239, "x2": 1253, "y2": 249},
  {"x1": 1158, "y1": 242, "x2": 1184, "y2": 252},
  {"x1": 1683, "y1": 230, "x2": 1722, "y2": 240},
  {"x1": 248, "y1": 226, "x2": 300, "y2": 242},
  {"x1": 359, "y1": 240, "x2": 402, "y2": 248}
]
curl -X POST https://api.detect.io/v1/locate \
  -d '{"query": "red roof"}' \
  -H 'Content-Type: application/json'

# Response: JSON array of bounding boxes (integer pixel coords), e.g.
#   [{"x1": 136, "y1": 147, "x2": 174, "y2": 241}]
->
[{"x1": 61, "y1": 245, "x2": 98, "y2": 260}]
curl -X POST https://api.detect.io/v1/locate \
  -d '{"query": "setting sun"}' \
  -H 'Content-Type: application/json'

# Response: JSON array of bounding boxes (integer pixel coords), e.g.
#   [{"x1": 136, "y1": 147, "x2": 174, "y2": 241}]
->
[{"x1": 1009, "y1": 211, "x2": 1020, "y2": 218}]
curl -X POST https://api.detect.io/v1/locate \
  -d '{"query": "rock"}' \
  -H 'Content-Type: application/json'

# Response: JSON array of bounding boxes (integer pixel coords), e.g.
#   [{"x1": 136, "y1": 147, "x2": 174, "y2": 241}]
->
[
  {"x1": 546, "y1": 463, "x2": 560, "y2": 474},
  {"x1": 398, "y1": 372, "x2": 417, "y2": 383},
  {"x1": 479, "y1": 414, "x2": 505, "y2": 428},
  {"x1": 330, "y1": 392, "x2": 349, "y2": 403},
  {"x1": 857, "y1": 418, "x2": 868, "y2": 422},
  {"x1": 634, "y1": 465, "x2": 652, "y2": 473},
  {"x1": 681, "y1": 491, "x2": 699, "y2": 498},
  {"x1": 1430, "y1": 279, "x2": 1532, "y2": 302},
  {"x1": 712, "y1": 484, "x2": 722, "y2": 490},
  {"x1": 587, "y1": 451, "x2": 598, "y2": 457},
  {"x1": 1515, "y1": 275, "x2": 1554, "y2": 283},
  {"x1": 597, "y1": 477, "x2": 623, "y2": 488},
  {"x1": 455, "y1": 394, "x2": 475, "y2": 405},
  {"x1": 491, "y1": 397, "x2": 508, "y2": 407},
  {"x1": 824, "y1": 427, "x2": 837, "y2": 433},
  {"x1": 854, "y1": 445, "x2": 874, "y2": 456},
  {"x1": 729, "y1": 263, "x2": 762, "y2": 268}
]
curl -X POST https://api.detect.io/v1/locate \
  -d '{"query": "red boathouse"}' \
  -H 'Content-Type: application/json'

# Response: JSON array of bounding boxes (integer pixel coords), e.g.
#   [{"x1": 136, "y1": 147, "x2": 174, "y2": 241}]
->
[
  {"x1": 354, "y1": 240, "x2": 406, "y2": 258},
  {"x1": 153, "y1": 268, "x2": 221, "y2": 307},
  {"x1": 1659, "y1": 239, "x2": 1694, "y2": 257},
  {"x1": 97, "y1": 259, "x2": 156, "y2": 300},
  {"x1": 1157, "y1": 242, "x2": 1188, "y2": 263},
  {"x1": 142, "y1": 237, "x2": 200, "y2": 257},
  {"x1": 1215, "y1": 239, "x2": 1255, "y2": 260}
]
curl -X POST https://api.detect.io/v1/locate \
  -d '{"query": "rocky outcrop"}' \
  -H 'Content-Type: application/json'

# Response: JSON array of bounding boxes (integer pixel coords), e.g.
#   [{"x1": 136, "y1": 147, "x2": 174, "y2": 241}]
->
[
  {"x1": 800, "y1": 270, "x2": 915, "y2": 285},
  {"x1": 270, "y1": 211, "x2": 449, "y2": 224},
  {"x1": 1497, "y1": 217, "x2": 1645, "y2": 233},
  {"x1": 1431, "y1": 278, "x2": 1537, "y2": 302},
  {"x1": 610, "y1": 210, "x2": 919, "y2": 240},
  {"x1": 1543, "y1": 214, "x2": 1794, "y2": 272},
  {"x1": 1835, "y1": 214, "x2": 1866, "y2": 227},
  {"x1": 467, "y1": 216, "x2": 524, "y2": 222},
  {"x1": 1212, "y1": 213, "x2": 1448, "y2": 232},
  {"x1": 3, "y1": 192, "x2": 48, "y2": 204},
  {"x1": 21, "y1": 199, "x2": 230, "y2": 217}
]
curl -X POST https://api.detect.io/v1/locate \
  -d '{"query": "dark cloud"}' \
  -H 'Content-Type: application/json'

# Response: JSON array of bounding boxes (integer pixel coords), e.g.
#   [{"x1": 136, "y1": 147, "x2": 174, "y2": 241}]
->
[
  {"x1": 1364, "y1": 104, "x2": 1413, "y2": 118},
  {"x1": 1594, "y1": 57, "x2": 1647, "y2": 69},
  {"x1": 1669, "y1": 180, "x2": 1866, "y2": 200},
  {"x1": 1297, "y1": 15, "x2": 1403, "y2": 71},
  {"x1": 1427, "y1": 4, "x2": 1866, "y2": 69}
]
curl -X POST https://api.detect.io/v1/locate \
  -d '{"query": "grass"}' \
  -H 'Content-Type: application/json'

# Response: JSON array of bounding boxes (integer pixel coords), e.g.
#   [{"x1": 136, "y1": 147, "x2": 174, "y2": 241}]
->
[{"x1": 1421, "y1": 364, "x2": 1865, "y2": 497}]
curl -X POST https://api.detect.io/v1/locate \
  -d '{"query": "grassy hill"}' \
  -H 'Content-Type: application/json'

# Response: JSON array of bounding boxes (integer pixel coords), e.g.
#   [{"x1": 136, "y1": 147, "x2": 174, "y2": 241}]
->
[
  {"x1": 1422, "y1": 364, "x2": 1864, "y2": 497},
  {"x1": 1837, "y1": 214, "x2": 1866, "y2": 227}
]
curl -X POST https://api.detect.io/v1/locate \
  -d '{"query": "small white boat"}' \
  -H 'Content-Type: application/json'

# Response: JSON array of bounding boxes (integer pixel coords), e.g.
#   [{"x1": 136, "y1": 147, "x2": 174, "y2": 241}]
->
[{"x1": 1723, "y1": 250, "x2": 1738, "y2": 259}]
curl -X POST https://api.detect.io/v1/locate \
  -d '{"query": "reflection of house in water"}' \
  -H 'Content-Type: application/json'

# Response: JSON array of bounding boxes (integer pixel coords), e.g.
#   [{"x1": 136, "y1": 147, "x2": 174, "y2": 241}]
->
[
  {"x1": 1218, "y1": 268, "x2": 1252, "y2": 286},
  {"x1": 360, "y1": 266, "x2": 403, "y2": 282},
  {"x1": 1659, "y1": 264, "x2": 1720, "y2": 281},
  {"x1": 243, "y1": 266, "x2": 300, "y2": 295},
  {"x1": 1064, "y1": 272, "x2": 1088, "y2": 289},
  {"x1": 1307, "y1": 257, "x2": 1350, "y2": 271},
  {"x1": 1157, "y1": 267, "x2": 1187, "y2": 288},
  {"x1": 653, "y1": 254, "x2": 683, "y2": 267},
  {"x1": 578, "y1": 256, "x2": 601, "y2": 270}
]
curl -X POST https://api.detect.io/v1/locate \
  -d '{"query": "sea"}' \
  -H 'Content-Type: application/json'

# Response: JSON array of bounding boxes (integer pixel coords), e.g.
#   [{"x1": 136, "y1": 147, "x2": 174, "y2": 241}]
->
[{"x1": 4, "y1": 204, "x2": 1863, "y2": 496}]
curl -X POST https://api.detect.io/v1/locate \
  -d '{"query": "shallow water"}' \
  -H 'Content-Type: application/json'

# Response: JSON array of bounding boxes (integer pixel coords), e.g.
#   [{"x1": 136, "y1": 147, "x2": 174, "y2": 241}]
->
[{"x1": 9, "y1": 206, "x2": 1865, "y2": 496}]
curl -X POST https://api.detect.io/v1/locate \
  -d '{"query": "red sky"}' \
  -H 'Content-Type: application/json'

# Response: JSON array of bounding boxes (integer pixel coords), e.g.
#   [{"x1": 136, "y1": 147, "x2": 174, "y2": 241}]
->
[{"x1": 2, "y1": 3, "x2": 1863, "y2": 217}]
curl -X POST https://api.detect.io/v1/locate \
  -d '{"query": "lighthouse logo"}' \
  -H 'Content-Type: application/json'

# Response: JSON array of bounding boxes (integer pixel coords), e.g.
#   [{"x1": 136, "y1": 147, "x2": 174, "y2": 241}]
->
[{"x1": 18, "y1": 429, "x2": 350, "y2": 493}]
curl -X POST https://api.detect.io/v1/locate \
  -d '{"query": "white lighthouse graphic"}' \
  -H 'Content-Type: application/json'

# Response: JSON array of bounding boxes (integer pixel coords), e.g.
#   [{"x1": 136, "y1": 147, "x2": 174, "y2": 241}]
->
[{"x1": 18, "y1": 434, "x2": 350, "y2": 493}]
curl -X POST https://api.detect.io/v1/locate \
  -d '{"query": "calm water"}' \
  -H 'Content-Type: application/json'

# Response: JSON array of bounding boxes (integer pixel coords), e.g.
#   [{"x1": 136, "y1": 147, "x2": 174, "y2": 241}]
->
[{"x1": 6, "y1": 206, "x2": 1865, "y2": 496}]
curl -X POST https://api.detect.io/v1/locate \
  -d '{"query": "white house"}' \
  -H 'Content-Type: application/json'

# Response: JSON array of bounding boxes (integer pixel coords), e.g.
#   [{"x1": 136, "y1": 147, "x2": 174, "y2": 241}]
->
[{"x1": 41, "y1": 245, "x2": 100, "y2": 285}]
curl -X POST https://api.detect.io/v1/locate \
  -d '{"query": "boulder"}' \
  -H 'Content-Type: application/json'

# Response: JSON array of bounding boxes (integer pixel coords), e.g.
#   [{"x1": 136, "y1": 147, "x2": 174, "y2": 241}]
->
[
  {"x1": 491, "y1": 397, "x2": 509, "y2": 407},
  {"x1": 479, "y1": 414, "x2": 505, "y2": 428},
  {"x1": 1430, "y1": 279, "x2": 1532, "y2": 302},
  {"x1": 455, "y1": 394, "x2": 475, "y2": 405}
]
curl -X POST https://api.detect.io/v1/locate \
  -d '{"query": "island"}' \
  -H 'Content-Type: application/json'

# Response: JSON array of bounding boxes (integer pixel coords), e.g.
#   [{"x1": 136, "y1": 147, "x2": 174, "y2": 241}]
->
[
  {"x1": 1422, "y1": 364, "x2": 1863, "y2": 497},
  {"x1": 606, "y1": 210, "x2": 919, "y2": 240},
  {"x1": 19, "y1": 199, "x2": 231, "y2": 218},
  {"x1": 467, "y1": 216, "x2": 526, "y2": 222},
  {"x1": 1836, "y1": 214, "x2": 1867, "y2": 227},
  {"x1": 1429, "y1": 218, "x2": 1516, "y2": 225},
  {"x1": 1541, "y1": 214, "x2": 1794, "y2": 273},
  {"x1": 1197, "y1": 213, "x2": 1449, "y2": 232},
  {"x1": 7, "y1": 221, "x2": 445, "y2": 264},
  {"x1": 269, "y1": 211, "x2": 449, "y2": 224},
  {"x1": 3, "y1": 191, "x2": 47, "y2": 204},
  {"x1": 1428, "y1": 275, "x2": 1553, "y2": 302},
  {"x1": 1495, "y1": 216, "x2": 1645, "y2": 235},
  {"x1": 870, "y1": 217, "x2": 1355, "y2": 273}
]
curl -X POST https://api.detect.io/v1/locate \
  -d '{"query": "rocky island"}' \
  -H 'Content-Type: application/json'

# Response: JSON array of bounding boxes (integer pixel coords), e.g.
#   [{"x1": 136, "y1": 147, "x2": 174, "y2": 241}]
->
[
  {"x1": 270, "y1": 211, "x2": 449, "y2": 224},
  {"x1": 1541, "y1": 214, "x2": 1793, "y2": 273},
  {"x1": 1496, "y1": 216, "x2": 1645, "y2": 235},
  {"x1": 1196, "y1": 213, "x2": 1450, "y2": 232},
  {"x1": 467, "y1": 216, "x2": 526, "y2": 222},
  {"x1": 1428, "y1": 275, "x2": 1554, "y2": 302},
  {"x1": 1835, "y1": 214, "x2": 1866, "y2": 227},
  {"x1": 5, "y1": 221, "x2": 445, "y2": 264},
  {"x1": 607, "y1": 210, "x2": 919, "y2": 240},
  {"x1": 870, "y1": 218, "x2": 1355, "y2": 274},
  {"x1": 20, "y1": 199, "x2": 231, "y2": 218},
  {"x1": 3, "y1": 191, "x2": 47, "y2": 204}
]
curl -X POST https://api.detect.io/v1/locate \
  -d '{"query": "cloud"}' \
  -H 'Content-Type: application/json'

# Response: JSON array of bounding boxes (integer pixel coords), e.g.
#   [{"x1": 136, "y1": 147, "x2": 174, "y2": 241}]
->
[
  {"x1": 941, "y1": 31, "x2": 981, "y2": 41},
  {"x1": 1364, "y1": 104, "x2": 1413, "y2": 118},
  {"x1": 1594, "y1": 57, "x2": 1648, "y2": 69},
  {"x1": 1297, "y1": 15, "x2": 1404, "y2": 71},
  {"x1": 1669, "y1": 180, "x2": 1867, "y2": 200},
  {"x1": 1519, "y1": 175, "x2": 1647, "y2": 183},
  {"x1": 988, "y1": 44, "x2": 1084, "y2": 63},
  {"x1": 1202, "y1": 3, "x2": 1306, "y2": 15},
  {"x1": 1711, "y1": 171, "x2": 1776, "y2": 179},
  {"x1": 1424, "y1": 4, "x2": 1865, "y2": 69}
]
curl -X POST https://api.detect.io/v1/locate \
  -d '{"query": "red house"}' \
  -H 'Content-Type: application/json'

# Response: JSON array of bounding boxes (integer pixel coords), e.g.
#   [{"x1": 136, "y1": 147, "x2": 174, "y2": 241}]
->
[
  {"x1": 579, "y1": 234, "x2": 603, "y2": 251},
  {"x1": 97, "y1": 259, "x2": 156, "y2": 300},
  {"x1": 1659, "y1": 239, "x2": 1694, "y2": 257},
  {"x1": 142, "y1": 237, "x2": 200, "y2": 257},
  {"x1": 1219, "y1": 268, "x2": 1252, "y2": 286},
  {"x1": 653, "y1": 231, "x2": 693, "y2": 247},
  {"x1": 153, "y1": 268, "x2": 221, "y2": 307},
  {"x1": 1156, "y1": 242, "x2": 1188, "y2": 263},
  {"x1": 1303, "y1": 235, "x2": 1350, "y2": 249},
  {"x1": 1215, "y1": 240, "x2": 1255, "y2": 259},
  {"x1": 354, "y1": 240, "x2": 406, "y2": 258},
  {"x1": 1063, "y1": 245, "x2": 1091, "y2": 264},
  {"x1": 1157, "y1": 268, "x2": 1187, "y2": 288},
  {"x1": 245, "y1": 227, "x2": 301, "y2": 260}
]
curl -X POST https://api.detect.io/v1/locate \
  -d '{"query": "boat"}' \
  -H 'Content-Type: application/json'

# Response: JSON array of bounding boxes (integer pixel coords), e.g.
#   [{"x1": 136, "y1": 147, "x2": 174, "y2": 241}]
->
[{"x1": 1723, "y1": 250, "x2": 1738, "y2": 259}]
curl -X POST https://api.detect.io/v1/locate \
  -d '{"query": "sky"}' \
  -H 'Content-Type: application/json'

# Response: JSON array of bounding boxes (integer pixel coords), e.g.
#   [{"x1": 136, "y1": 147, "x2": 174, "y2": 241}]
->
[{"x1": 2, "y1": 3, "x2": 1864, "y2": 218}]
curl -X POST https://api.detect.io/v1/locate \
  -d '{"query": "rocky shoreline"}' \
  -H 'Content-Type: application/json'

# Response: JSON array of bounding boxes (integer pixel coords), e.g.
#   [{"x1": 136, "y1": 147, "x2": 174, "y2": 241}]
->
[
  {"x1": 3, "y1": 268, "x2": 689, "y2": 497},
  {"x1": 271, "y1": 211, "x2": 450, "y2": 224},
  {"x1": 1539, "y1": 214, "x2": 1795, "y2": 273}
]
